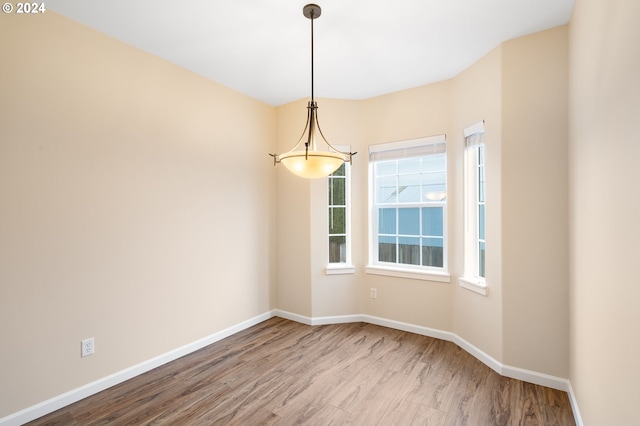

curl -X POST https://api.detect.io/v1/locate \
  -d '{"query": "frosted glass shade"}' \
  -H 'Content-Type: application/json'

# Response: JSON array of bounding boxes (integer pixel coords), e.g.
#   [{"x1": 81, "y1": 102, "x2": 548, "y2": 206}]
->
[{"x1": 279, "y1": 151, "x2": 346, "y2": 178}]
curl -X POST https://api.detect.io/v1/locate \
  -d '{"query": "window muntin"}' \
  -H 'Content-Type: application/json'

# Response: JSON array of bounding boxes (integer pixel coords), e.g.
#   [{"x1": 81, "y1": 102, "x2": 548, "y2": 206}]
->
[{"x1": 369, "y1": 136, "x2": 447, "y2": 274}]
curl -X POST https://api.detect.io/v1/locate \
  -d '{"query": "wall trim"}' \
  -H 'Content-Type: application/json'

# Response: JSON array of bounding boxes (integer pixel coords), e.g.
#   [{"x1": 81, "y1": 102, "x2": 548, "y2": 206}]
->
[
  {"x1": 273, "y1": 309, "x2": 313, "y2": 325},
  {"x1": 2, "y1": 309, "x2": 582, "y2": 426},
  {"x1": 0, "y1": 311, "x2": 277, "y2": 426},
  {"x1": 360, "y1": 314, "x2": 455, "y2": 342},
  {"x1": 567, "y1": 380, "x2": 585, "y2": 426}
]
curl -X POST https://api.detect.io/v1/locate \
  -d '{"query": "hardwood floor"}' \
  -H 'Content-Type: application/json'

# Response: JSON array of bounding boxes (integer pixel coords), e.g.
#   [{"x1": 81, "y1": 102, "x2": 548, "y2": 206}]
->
[{"x1": 28, "y1": 318, "x2": 575, "y2": 425}]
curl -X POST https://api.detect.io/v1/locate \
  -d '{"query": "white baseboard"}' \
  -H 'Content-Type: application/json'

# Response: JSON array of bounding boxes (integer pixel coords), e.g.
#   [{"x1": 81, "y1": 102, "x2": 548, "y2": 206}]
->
[
  {"x1": 499, "y1": 363, "x2": 570, "y2": 391},
  {"x1": 311, "y1": 314, "x2": 363, "y2": 325},
  {"x1": 360, "y1": 314, "x2": 455, "y2": 342},
  {"x1": 272, "y1": 309, "x2": 313, "y2": 325},
  {"x1": 567, "y1": 381, "x2": 585, "y2": 426},
  {"x1": 0, "y1": 310, "x2": 276, "y2": 426},
  {"x1": 2, "y1": 309, "x2": 583, "y2": 426},
  {"x1": 273, "y1": 310, "x2": 362, "y2": 326}
]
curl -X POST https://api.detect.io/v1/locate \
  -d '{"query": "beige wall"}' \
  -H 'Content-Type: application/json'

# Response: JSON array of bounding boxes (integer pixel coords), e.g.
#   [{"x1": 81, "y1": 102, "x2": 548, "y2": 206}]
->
[
  {"x1": 309, "y1": 99, "x2": 364, "y2": 318},
  {"x1": 0, "y1": 12, "x2": 276, "y2": 417},
  {"x1": 569, "y1": 0, "x2": 640, "y2": 423},
  {"x1": 451, "y1": 46, "x2": 504, "y2": 360},
  {"x1": 360, "y1": 82, "x2": 455, "y2": 330},
  {"x1": 274, "y1": 100, "x2": 313, "y2": 317},
  {"x1": 501, "y1": 26, "x2": 570, "y2": 377}
]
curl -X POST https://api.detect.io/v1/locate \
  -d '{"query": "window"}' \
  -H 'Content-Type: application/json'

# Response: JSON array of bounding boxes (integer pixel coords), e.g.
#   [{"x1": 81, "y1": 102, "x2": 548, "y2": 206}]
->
[
  {"x1": 328, "y1": 163, "x2": 347, "y2": 263},
  {"x1": 327, "y1": 149, "x2": 353, "y2": 274},
  {"x1": 477, "y1": 144, "x2": 486, "y2": 277},
  {"x1": 367, "y1": 135, "x2": 449, "y2": 282},
  {"x1": 461, "y1": 121, "x2": 487, "y2": 295}
]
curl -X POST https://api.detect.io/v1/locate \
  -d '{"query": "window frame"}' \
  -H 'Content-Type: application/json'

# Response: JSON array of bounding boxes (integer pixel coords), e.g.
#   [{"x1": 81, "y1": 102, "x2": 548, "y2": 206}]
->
[
  {"x1": 366, "y1": 135, "x2": 450, "y2": 283},
  {"x1": 460, "y1": 121, "x2": 488, "y2": 295},
  {"x1": 326, "y1": 145, "x2": 354, "y2": 275}
]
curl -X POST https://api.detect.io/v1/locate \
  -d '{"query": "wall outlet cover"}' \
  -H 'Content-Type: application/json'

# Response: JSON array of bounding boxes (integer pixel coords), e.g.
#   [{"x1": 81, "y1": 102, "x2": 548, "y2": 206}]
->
[{"x1": 81, "y1": 337, "x2": 95, "y2": 357}]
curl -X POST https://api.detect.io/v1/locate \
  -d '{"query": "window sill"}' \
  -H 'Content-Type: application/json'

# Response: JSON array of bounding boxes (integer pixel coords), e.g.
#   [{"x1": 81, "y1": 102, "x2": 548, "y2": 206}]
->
[
  {"x1": 459, "y1": 277, "x2": 488, "y2": 296},
  {"x1": 325, "y1": 265, "x2": 356, "y2": 275},
  {"x1": 365, "y1": 265, "x2": 450, "y2": 283}
]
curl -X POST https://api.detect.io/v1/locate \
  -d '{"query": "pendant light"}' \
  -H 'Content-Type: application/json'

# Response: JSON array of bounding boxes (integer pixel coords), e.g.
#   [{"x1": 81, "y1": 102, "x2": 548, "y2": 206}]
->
[{"x1": 270, "y1": 4, "x2": 356, "y2": 179}]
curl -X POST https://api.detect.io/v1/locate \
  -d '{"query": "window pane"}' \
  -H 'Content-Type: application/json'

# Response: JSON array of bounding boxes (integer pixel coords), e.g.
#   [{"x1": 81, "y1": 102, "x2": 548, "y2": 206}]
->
[
  {"x1": 398, "y1": 157, "x2": 421, "y2": 174},
  {"x1": 399, "y1": 237, "x2": 420, "y2": 265},
  {"x1": 329, "y1": 177, "x2": 345, "y2": 206},
  {"x1": 478, "y1": 146, "x2": 485, "y2": 202},
  {"x1": 421, "y1": 154, "x2": 446, "y2": 172},
  {"x1": 422, "y1": 207, "x2": 443, "y2": 237},
  {"x1": 422, "y1": 237, "x2": 444, "y2": 267},
  {"x1": 398, "y1": 173, "x2": 421, "y2": 202},
  {"x1": 329, "y1": 236, "x2": 346, "y2": 263},
  {"x1": 478, "y1": 165, "x2": 485, "y2": 202},
  {"x1": 378, "y1": 235, "x2": 396, "y2": 262},
  {"x1": 377, "y1": 176, "x2": 397, "y2": 203},
  {"x1": 329, "y1": 207, "x2": 346, "y2": 234},
  {"x1": 378, "y1": 208, "x2": 396, "y2": 234},
  {"x1": 376, "y1": 161, "x2": 396, "y2": 176},
  {"x1": 479, "y1": 241, "x2": 486, "y2": 277},
  {"x1": 398, "y1": 208, "x2": 420, "y2": 235},
  {"x1": 422, "y1": 171, "x2": 447, "y2": 201},
  {"x1": 478, "y1": 204, "x2": 485, "y2": 240}
]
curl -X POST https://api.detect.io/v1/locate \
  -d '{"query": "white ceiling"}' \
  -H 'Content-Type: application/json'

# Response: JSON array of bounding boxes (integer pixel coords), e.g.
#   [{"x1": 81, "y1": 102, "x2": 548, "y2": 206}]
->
[{"x1": 47, "y1": 0, "x2": 574, "y2": 106}]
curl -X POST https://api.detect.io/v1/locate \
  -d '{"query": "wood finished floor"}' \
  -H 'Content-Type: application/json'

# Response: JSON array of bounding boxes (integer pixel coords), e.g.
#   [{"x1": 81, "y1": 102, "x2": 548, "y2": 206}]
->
[{"x1": 28, "y1": 317, "x2": 575, "y2": 425}]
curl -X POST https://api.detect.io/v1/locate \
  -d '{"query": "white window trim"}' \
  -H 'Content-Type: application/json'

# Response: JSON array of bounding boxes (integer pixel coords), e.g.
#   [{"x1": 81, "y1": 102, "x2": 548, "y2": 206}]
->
[
  {"x1": 367, "y1": 135, "x2": 449, "y2": 282},
  {"x1": 366, "y1": 265, "x2": 450, "y2": 282},
  {"x1": 463, "y1": 121, "x2": 485, "y2": 138},
  {"x1": 325, "y1": 265, "x2": 356, "y2": 275},
  {"x1": 459, "y1": 276, "x2": 488, "y2": 296},
  {"x1": 326, "y1": 144, "x2": 354, "y2": 274}
]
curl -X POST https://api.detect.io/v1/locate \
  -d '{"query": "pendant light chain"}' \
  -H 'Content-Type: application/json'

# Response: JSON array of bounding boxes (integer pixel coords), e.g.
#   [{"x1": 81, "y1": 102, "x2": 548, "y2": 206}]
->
[
  {"x1": 306, "y1": 8, "x2": 316, "y2": 159},
  {"x1": 310, "y1": 8, "x2": 315, "y2": 102}
]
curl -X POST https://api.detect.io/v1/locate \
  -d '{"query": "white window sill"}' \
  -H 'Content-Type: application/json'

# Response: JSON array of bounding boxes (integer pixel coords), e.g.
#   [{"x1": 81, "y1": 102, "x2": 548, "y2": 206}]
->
[
  {"x1": 365, "y1": 265, "x2": 450, "y2": 283},
  {"x1": 325, "y1": 265, "x2": 356, "y2": 275},
  {"x1": 459, "y1": 277, "x2": 488, "y2": 296}
]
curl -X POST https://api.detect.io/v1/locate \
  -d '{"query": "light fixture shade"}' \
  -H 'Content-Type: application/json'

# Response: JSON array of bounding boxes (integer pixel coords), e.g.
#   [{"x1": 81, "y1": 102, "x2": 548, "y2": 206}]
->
[{"x1": 279, "y1": 150, "x2": 346, "y2": 179}]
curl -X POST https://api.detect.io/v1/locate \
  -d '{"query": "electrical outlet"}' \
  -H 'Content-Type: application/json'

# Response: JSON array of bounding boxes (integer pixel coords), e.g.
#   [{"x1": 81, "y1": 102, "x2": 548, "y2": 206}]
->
[
  {"x1": 370, "y1": 288, "x2": 377, "y2": 299},
  {"x1": 81, "y1": 337, "x2": 95, "y2": 358}
]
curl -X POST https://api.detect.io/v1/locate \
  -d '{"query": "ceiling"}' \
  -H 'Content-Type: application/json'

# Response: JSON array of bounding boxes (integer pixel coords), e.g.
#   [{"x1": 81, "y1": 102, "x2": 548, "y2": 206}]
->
[{"x1": 47, "y1": 0, "x2": 575, "y2": 106}]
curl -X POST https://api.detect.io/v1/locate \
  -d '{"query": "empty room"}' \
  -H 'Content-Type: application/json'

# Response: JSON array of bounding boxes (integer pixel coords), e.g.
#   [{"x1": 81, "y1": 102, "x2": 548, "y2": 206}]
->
[{"x1": 1, "y1": 0, "x2": 638, "y2": 425}]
